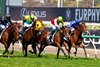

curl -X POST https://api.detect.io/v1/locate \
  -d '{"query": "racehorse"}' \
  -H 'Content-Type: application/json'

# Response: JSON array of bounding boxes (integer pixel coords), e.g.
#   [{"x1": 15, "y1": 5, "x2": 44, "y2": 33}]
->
[
  {"x1": 38, "y1": 26, "x2": 70, "y2": 58},
  {"x1": 22, "y1": 20, "x2": 44, "y2": 57},
  {"x1": 66, "y1": 22, "x2": 87, "y2": 58},
  {"x1": 0, "y1": 22, "x2": 21, "y2": 57},
  {"x1": 10, "y1": 22, "x2": 22, "y2": 54}
]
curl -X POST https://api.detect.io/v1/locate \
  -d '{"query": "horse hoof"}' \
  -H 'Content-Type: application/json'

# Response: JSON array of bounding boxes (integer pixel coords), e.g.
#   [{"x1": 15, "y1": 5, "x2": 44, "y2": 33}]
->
[
  {"x1": 87, "y1": 53, "x2": 90, "y2": 58},
  {"x1": 24, "y1": 55, "x2": 27, "y2": 57},
  {"x1": 38, "y1": 55, "x2": 41, "y2": 57},
  {"x1": 29, "y1": 50, "x2": 34, "y2": 54}
]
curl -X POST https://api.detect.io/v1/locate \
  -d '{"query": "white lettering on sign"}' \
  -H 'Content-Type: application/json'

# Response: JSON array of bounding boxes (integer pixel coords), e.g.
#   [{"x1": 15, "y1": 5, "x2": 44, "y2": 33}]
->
[
  {"x1": 20, "y1": 8, "x2": 46, "y2": 19},
  {"x1": 75, "y1": 9, "x2": 100, "y2": 22}
]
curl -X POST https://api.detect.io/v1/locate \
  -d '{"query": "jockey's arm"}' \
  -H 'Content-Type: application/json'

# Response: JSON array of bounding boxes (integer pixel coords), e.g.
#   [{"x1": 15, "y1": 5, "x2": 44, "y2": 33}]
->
[{"x1": 54, "y1": 19, "x2": 59, "y2": 27}]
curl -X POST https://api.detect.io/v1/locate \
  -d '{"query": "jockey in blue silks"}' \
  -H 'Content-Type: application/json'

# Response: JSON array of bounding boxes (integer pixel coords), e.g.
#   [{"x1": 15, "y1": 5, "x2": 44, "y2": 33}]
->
[{"x1": 69, "y1": 19, "x2": 81, "y2": 35}]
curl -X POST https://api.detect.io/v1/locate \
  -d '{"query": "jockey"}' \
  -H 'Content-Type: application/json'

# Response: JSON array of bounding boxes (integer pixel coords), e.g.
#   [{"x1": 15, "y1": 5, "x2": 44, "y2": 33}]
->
[
  {"x1": 69, "y1": 19, "x2": 81, "y2": 35},
  {"x1": 19, "y1": 14, "x2": 37, "y2": 37},
  {"x1": 0, "y1": 15, "x2": 12, "y2": 31},
  {"x1": 50, "y1": 16, "x2": 64, "y2": 34},
  {"x1": 49, "y1": 16, "x2": 64, "y2": 42},
  {"x1": 23, "y1": 14, "x2": 37, "y2": 28}
]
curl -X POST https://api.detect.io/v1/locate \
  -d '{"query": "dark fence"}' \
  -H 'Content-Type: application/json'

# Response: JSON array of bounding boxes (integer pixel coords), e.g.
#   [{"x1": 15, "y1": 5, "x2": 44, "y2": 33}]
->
[{"x1": 9, "y1": 6, "x2": 100, "y2": 22}]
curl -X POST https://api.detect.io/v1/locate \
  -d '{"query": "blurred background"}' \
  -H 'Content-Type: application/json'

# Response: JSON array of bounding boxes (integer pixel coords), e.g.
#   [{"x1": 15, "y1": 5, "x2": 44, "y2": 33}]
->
[{"x1": 23, "y1": 0, "x2": 100, "y2": 7}]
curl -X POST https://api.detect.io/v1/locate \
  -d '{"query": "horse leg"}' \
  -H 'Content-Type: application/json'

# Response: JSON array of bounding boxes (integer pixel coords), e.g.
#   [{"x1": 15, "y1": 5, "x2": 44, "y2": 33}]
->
[
  {"x1": 80, "y1": 44, "x2": 87, "y2": 58},
  {"x1": 63, "y1": 41, "x2": 69, "y2": 51},
  {"x1": 29, "y1": 43, "x2": 37, "y2": 54},
  {"x1": 38, "y1": 44, "x2": 46, "y2": 57},
  {"x1": 73, "y1": 47, "x2": 78, "y2": 58},
  {"x1": 10, "y1": 42, "x2": 15, "y2": 54},
  {"x1": 56, "y1": 43, "x2": 67, "y2": 57},
  {"x1": 68, "y1": 44, "x2": 72, "y2": 58},
  {"x1": 22, "y1": 44, "x2": 25, "y2": 56},
  {"x1": 3, "y1": 43, "x2": 10, "y2": 58},
  {"x1": 24, "y1": 45, "x2": 28, "y2": 57},
  {"x1": 57, "y1": 47, "x2": 60, "y2": 59},
  {"x1": 18, "y1": 39, "x2": 22, "y2": 53}
]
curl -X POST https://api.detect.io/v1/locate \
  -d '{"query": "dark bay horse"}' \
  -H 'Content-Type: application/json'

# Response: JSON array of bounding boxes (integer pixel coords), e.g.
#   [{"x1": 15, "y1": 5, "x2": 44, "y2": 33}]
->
[
  {"x1": 66, "y1": 22, "x2": 87, "y2": 58},
  {"x1": 22, "y1": 20, "x2": 44, "y2": 57},
  {"x1": 38, "y1": 26, "x2": 70, "y2": 58},
  {"x1": 0, "y1": 22, "x2": 21, "y2": 57}
]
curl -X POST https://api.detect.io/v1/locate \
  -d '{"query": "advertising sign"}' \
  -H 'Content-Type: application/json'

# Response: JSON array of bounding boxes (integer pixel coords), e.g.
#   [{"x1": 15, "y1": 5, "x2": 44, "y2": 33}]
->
[{"x1": 9, "y1": 6, "x2": 100, "y2": 22}]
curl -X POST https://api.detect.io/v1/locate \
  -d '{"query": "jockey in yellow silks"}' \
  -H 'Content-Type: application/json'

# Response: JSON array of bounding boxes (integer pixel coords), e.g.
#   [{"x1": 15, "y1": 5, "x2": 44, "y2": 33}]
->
[
  {"x1": 19, "y1": 14, "x2": 37, "y2": 38},
  {"x1": 23, "y1": 14, "x2": 37, "y2": 27}
]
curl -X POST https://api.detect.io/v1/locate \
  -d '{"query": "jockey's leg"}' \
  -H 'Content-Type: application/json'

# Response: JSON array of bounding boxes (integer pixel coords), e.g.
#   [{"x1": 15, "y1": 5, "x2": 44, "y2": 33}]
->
[
  {"x1": 19, "y1": 26, "x2": 28, "y2": 38},
  {"x1": 70, "y1": 27, "x2": 75, "y2": 35},
  {"x1": 49, "y1": 23, "x2": 56, "y2": 42}
]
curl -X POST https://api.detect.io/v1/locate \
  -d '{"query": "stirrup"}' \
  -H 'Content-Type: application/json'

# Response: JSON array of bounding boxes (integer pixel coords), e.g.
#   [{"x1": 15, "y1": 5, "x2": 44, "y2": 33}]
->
[
  {"x1": 19, "y1": 34, "x2": 23, "y2": 38},
  {"x1": 49, "y1": 36, "x2": 52, "y2": 42},
  {"x1": 63, "y1": 37, "x2": 69, "y2": 41}
]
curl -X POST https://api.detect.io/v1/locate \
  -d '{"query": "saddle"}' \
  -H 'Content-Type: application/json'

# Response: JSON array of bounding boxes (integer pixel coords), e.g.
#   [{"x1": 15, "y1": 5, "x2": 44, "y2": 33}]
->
[{"x1": 19, "y1": 27, "x2": 28, "y2": 38}]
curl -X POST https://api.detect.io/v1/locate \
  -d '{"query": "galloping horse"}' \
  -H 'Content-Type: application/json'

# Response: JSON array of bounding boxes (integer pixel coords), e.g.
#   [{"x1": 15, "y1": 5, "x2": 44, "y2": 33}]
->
[
  {"x1": 10, "y1": 22, "x2": 22, "y2": 54},
  {"x1": 22, "y1": 20, "x2": 44, "y2": 57},
  {"x1": 38, "y1": 26, "x2": 70, "y2": 58},
  {"x1": 0, "y1": 22, "x2": 20, "y2": 57},
  {"x1": 66, "y1": 22, "x2": 87, "y2": 58}
]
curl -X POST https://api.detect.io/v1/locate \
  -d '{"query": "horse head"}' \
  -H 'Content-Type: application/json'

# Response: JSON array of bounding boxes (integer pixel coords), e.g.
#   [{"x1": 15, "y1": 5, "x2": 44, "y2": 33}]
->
[
  {"x1": 61, "y1": 26, "x2": 70, "y2": 40},
  {"x1": 32, "y1": 20, "x2": 44, "y2": 31},
  {"x1": 9, "y1": 22, "x2": 22, "y2": 40},
  {"x1": 77, "y1": 22, "x2": 87, "y2": 33}
]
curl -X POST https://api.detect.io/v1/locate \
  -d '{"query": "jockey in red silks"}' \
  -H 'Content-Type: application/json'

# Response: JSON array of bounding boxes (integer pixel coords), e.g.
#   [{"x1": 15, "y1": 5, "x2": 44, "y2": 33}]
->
[
  {"x1": 49, "y1": 16, "x2": 64, "y2": 42},
  {"x1": 50, "y1": 16, "x2": 64, "y2": 34}
]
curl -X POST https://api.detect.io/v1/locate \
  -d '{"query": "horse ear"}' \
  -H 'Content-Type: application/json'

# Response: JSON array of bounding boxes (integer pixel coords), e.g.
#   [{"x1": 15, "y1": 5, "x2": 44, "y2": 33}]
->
[{"x1": 40, "y1": 20, "x2": 44, "y2": 26}]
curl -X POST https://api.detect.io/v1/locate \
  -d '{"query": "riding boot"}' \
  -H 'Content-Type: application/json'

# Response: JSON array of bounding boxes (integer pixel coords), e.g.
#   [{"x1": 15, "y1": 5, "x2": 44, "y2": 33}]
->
[
  {"x1": 70, "y1": 27, "x2": 75, "y2": 35},
  {"x1": 50, "y1": 30, "x2": 55, "y2": 42},
  {"x1": 19, "y1": 27, "x2": 27, "y2": 38}
]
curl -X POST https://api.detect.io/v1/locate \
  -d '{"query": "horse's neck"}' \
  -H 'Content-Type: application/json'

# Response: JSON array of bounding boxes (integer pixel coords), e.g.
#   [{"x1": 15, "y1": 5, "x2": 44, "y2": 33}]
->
[
  {"x1": 6, "y1": 25, "x2": 13, "y2": 32},
  {"x1": 75, "y1": 28, "x2": 82, "y2": 36},
  {"x1": 56, "y1": 30, "x2": 63, "y2": 38}
]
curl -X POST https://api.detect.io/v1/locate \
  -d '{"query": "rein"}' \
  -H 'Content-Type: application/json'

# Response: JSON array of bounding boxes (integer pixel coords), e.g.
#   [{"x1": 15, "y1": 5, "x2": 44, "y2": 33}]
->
[{"x1": 31, "y1": 27, "x2": 36, "y2": 38}]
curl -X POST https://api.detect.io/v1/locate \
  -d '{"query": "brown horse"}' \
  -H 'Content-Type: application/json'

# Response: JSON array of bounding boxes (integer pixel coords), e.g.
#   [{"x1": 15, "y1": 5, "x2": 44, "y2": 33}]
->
[
  {"x1": 38, "y1": 26, "x2": 70, "y2": 58},
  {"x1": 66, "y1": 22, "x2": 87, "y2": 58},
  {"x1": 0, "y1": 22, "x2": 20, "y2": 57},
  {"x1": 22, "y1": 20, "x2": 44, "y2": 57},
  {"x1": 10, "y1": 22, "x2": 22, "y2": 54}
]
